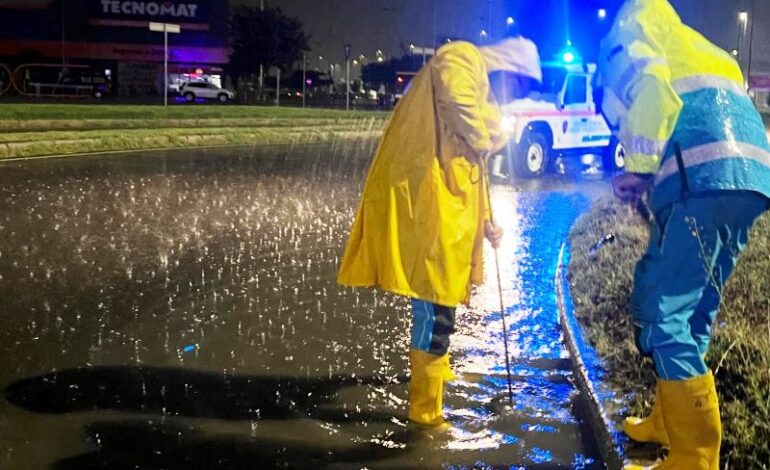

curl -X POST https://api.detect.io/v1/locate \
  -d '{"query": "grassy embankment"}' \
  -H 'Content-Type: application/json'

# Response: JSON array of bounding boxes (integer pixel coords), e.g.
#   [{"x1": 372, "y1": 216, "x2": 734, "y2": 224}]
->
[
  {"x1": 568, "y1": 198, "x2": 769, "y2": 469},
  {"x1": 0, "y1": 104, "x2": 388, "y2": 159}
]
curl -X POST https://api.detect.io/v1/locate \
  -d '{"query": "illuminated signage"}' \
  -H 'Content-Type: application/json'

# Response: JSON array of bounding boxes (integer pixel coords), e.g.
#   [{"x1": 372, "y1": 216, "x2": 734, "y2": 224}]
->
[{"x1": 100, "y1": 1, "x2": 200, "y2": 18}]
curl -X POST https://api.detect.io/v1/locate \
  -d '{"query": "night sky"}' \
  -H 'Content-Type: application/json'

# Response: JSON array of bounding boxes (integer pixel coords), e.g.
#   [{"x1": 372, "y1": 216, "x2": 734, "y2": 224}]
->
[{"x1": 235, "y1": 0, "x2": 770, "y2": 77}]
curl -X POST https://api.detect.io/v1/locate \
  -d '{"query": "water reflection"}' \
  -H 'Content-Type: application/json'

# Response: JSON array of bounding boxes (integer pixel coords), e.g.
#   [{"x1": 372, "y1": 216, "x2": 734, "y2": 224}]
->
[{"x1": 0, "y1": 144, "x2": 606, "y2": 468}]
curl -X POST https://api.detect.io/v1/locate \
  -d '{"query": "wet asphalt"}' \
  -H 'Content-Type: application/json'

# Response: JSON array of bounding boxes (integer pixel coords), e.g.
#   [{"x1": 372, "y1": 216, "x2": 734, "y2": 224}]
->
[{"x1": 0, "y1": 143, "x2": 611, "y2": 469}]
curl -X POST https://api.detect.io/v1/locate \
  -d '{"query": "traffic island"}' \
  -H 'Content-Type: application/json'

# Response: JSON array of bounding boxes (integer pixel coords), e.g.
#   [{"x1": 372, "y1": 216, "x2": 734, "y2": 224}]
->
[{"x1": 562, "y1": 197, "x2": 770, "y2": 469}]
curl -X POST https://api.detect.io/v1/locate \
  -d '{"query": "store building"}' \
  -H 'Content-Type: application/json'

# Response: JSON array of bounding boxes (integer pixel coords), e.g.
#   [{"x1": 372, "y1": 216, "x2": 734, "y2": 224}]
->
[{"x1": 0, "y1": 0, "x2": 229, "y2": 97}]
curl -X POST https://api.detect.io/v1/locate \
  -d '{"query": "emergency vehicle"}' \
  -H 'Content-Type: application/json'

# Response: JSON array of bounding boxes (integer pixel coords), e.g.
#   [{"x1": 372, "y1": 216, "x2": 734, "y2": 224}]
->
[{"x1": 494, "y1": 62, "x2": 625, "y2": 179}]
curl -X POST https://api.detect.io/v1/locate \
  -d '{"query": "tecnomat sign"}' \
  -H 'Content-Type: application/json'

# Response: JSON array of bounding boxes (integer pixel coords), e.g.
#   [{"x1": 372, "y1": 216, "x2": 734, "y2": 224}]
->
[{"x1": 100, "y1": 1, "x2": 200, "y2": 18}]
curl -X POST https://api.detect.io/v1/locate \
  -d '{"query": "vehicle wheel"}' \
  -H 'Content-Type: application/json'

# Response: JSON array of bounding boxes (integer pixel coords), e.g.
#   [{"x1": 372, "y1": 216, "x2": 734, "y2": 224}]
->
[
  {"x1": 217, "y1": 93, "x2": 229, "y2": 103},
  {"x1": 184, "y1": 92, "x2": 195, "y2": 102},
  {"x1": 603, "y1": 137, "x2": 626, "y2": 172},
  {"x1": 513, "y1": 131, "x2": 551, "y2": 178}
]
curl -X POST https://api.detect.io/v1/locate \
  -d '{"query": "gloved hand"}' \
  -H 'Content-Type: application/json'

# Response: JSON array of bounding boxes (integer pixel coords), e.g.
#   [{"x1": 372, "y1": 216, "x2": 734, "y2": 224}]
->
[{"x1": 612, "y1": 173, "x2": 653, "y2": 205}]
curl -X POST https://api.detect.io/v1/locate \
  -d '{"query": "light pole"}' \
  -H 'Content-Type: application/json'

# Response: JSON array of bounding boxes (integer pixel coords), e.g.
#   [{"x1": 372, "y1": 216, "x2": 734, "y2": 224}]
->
[
  {"x1": 506, "y1": 16, "x2": 515, "y2": 35},
  {"x1": 746, "y1": 2, "x2": 755, "y2": 90},
  {"x1": 276, "y1": 67, "x2": 281, "y2": 106},
  {"x1": 302, "y1": 52, "x2": 307, "y2": 108},
  {"x1": 259, "y1": 0, "x2": 265, "y2": 101},
  {"x1": 344, "y1": 44, "x2": 352, "y2": 111},
  {"x1": 149, "y1": 22, "x2": 180, "y2": 106},
  {"x1": 738, "y1": 10, "x2": 748, "y2": 62}
]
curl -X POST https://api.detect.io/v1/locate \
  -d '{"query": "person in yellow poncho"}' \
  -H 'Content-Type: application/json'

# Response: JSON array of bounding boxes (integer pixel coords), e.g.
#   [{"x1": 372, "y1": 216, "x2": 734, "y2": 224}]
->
[{"x1": 337, "y1": 37, "x2": 542, "y2": 426}]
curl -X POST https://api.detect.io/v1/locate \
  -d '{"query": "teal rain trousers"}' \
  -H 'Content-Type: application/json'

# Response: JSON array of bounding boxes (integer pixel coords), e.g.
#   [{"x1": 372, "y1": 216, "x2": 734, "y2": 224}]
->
[{"x1": 632, "y1": 190, "x2": 768, "y2": 380}]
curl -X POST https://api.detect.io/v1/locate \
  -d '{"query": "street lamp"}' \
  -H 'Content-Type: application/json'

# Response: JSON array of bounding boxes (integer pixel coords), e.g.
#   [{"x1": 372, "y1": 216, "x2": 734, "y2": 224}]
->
[
  {"x1": 737, "y1": 8, "x2": 754, "y2": 89},
  {"x1": 506, "y1": 17, "x2": 515, "y2": 35}
]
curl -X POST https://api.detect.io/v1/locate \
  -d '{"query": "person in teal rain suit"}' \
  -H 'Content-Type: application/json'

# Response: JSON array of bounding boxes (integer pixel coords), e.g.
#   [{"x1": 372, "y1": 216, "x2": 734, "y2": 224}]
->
[{"x1": 595, "y1": 0, "x2": 770, "y2": 468}]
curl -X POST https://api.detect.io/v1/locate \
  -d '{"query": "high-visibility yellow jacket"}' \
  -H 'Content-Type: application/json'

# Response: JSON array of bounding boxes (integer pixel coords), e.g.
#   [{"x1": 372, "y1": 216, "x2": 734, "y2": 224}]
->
[
  {"x1": 597, "y1": 0, "x2": 770, "y2": 211},
  {"x1": 338, "y1": 38, "x2": 541, "y2": 307}
]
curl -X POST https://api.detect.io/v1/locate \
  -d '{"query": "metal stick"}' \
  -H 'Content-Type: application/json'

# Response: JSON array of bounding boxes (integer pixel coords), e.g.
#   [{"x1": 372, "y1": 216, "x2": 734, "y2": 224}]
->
[{"x1": 481, "y1": 159, "x2": 514, "y2": 406}]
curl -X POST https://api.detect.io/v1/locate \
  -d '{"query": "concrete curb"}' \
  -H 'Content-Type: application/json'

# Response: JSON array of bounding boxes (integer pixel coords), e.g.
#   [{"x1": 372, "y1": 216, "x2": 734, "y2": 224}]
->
[
  {"x1": 0, "y1": 128, "x2": 384, "y2": 161},
  {"x1": 556, "y1": 243, "x2": 627, "y2": 470}
]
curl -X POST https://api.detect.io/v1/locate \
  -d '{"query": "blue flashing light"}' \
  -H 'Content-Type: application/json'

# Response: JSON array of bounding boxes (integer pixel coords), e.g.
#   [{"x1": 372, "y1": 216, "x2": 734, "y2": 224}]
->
[{"x1": 557, "y1": 43, "x2": 581, "y2": 65}]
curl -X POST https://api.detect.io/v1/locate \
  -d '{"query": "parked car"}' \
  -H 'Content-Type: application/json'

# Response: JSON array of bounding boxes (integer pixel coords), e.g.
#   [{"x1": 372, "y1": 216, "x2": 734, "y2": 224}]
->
[{"x1": 180, "y1": 82, "x2": 235, "y2": 103}]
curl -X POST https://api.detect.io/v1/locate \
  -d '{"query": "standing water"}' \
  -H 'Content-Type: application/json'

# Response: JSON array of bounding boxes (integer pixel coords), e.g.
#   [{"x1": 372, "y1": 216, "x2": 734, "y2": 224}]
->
[{"x1": 0, "y1": 143, "x2": 606, "y2": 469}]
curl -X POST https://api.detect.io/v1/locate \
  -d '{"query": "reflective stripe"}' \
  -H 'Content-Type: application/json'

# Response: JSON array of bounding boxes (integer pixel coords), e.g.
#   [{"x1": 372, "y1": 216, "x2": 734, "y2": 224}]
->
[
  {"x1": 627, "y1": 134, "x2": 667, "y2": 156},
  {"x1": 672, "y1": 75, "x2": 746, "y2": 97},
  {"x1": 411, "y1": 299, "x2": 435, "y2": 352},
  {"x1": 655, "y1": 141, "x2": 770, "y2": 185}
]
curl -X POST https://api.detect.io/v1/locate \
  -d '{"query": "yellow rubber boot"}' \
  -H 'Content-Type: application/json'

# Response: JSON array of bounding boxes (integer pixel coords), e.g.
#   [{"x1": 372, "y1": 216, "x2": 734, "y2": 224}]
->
[
  {"x1": 408, "y1": 349, "x2": 447, "y2": 426},
  {"x1": 441, "y1": 353, "x2": 457, "y2": 382},
  {"x1": 623, "y1": 386, "x2": 670, "y2": 446},
  {"x1": 654, "y1": 372, "x2": 721, "y2": 470}
]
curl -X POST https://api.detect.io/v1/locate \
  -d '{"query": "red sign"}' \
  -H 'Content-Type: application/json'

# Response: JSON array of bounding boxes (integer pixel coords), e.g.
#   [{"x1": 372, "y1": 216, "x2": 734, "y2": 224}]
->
[{"x1": 749, "y1": 75, "x2": 770, "y2": 90}]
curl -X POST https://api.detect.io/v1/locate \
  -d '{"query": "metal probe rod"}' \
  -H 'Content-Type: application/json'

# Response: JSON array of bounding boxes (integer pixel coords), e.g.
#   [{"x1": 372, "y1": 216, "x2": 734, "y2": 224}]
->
[{"x1": 481, "y1": 160, "x2": 514, "y2": 406}]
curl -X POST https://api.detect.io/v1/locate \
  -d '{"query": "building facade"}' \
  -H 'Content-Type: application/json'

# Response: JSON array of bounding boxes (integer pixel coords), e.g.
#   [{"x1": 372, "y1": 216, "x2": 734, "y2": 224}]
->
[{"x1": 0, "y1": 0, "x2": 229, "y2": 97}]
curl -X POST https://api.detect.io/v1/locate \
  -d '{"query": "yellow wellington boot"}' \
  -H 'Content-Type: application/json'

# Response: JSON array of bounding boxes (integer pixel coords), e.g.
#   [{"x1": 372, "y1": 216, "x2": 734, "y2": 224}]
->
[
  {"x1": 623, "y1": 386, "x2": 670, "y2": 446},
  {"x1": 441, "y1": 353, "x2": 458, "y2": 382},
  {"x1": 408, "y1": 349, "x2": 447, "y2": 427},
  {"x1": 654, "y1": 372, "x2": 721, "y2": 470}
]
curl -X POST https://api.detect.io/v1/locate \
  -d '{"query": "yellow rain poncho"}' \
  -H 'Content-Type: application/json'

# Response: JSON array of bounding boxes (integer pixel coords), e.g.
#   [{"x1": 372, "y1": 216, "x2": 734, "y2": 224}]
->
[{"x1": 338, "y1": 38, "x2": 541, "y2": 307}]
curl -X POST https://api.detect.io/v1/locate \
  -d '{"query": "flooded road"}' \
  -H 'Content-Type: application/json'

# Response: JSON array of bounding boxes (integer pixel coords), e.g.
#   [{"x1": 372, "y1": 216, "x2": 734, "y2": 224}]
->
[{"x1": 0, "y1": 143, "x2": 609, "y2": 469}]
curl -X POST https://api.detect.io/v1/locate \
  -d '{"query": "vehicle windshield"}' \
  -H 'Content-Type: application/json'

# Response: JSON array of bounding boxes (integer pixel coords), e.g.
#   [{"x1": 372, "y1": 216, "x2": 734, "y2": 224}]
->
[{"x1": 533, "y1": 66, "x2": 567, "y2": 102}]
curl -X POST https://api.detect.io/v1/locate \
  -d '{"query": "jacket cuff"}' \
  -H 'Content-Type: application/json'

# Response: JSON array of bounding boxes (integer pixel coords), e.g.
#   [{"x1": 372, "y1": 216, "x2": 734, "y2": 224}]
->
[{"x1": 625, "y1": 152, "x2": 662, "y2": 174}]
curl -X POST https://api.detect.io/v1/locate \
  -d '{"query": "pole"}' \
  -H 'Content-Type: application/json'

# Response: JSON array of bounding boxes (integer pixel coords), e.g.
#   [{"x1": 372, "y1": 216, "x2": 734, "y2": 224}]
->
[
  {"x1": 276, "y1": 68, "x2": 281, "y2": 106},
  {"x1": 488, "y1": 0, "x2": 493, "y2": 40},
  {"x1": 60, "y1": 0, "x2": 66, "y2": 65},
  {"x1": 480, "y1": 159, "x2": 514, "y2": 406},
  {"x1": 346, "y1": 59, "x2": 350, "y2": 111},
  {"x1": 164, "y1": 28, "x2": 168, "y2": 106},
  {"x1": 258, "y1": 0, "x2": 265, "y2": 102},
  {"x1": 747, "y1": 0, "x2": 755, "y2": 90},
  {"x1": 302, "y1": 52, "x2": 307, "y2": 108}
]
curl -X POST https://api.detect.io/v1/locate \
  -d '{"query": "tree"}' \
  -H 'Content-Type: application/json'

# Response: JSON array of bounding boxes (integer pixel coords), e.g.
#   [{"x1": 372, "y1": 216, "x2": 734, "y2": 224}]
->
[{"x1": 228, "y1": 6, "x2": 310, "y2": 84}]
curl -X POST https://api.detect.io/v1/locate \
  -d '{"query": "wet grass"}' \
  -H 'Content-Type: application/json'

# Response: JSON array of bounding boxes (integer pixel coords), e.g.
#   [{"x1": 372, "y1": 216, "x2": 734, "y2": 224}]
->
[
  {"x1": 0, "y1": 104, "x2": 388, "y2": 159},
  {"x1": 0, "y1": 104, "x2": 387, "y2": 122},
  {"x1": 567, "y1": 197, "x2": 770, "y2": 469}
]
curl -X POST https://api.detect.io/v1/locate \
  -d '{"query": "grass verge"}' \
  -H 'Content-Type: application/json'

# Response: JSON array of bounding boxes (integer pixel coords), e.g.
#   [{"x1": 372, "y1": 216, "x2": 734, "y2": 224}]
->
[
  {"x1": 568, "y1": 197, "x2": 770, "y2": 469},
  {"x1": 0, "y1": 104, "x2": 386, "y2": 121},
  {"x1": 0, "y1": 104, "x2": 388, "y2": 159}
]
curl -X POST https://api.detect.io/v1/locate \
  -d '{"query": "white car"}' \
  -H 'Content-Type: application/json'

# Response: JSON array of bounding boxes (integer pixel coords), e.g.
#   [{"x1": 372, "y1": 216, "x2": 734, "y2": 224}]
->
[
  {"x1": 180, "y1": 82, "x2": 235, "y2": 103},
  {"x1": 494, "y1": 63, "x2": 625, "y2": 179}
]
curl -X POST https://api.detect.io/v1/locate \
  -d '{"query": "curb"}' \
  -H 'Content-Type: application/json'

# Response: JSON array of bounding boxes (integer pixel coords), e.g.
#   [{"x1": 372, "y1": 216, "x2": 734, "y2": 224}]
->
[
  {"x1": 556, "y1": 243, "x2": 626, "y2": 470},
  {"x1": 0, "y1": 129, "x2": 383, "y2": 161}
]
